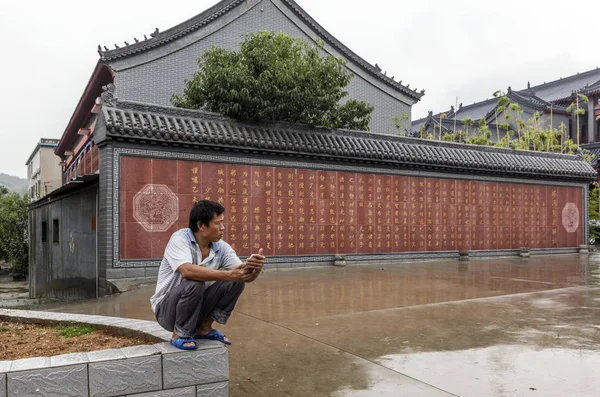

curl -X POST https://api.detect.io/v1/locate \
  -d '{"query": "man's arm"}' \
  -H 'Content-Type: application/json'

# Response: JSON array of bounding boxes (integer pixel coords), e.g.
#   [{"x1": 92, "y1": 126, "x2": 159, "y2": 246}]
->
[{"x1": 178, "y1": 263, "x2": 252, "y2": 282}]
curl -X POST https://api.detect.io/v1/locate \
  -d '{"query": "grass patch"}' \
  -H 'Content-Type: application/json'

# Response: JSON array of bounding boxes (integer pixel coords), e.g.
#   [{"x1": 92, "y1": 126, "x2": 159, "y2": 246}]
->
[
  {"x1": 56, "y1": 324, "x2": 96, "y2": 338},
  {"x1": 0, "y1": 326, "x2": 10, "y2": 332}
]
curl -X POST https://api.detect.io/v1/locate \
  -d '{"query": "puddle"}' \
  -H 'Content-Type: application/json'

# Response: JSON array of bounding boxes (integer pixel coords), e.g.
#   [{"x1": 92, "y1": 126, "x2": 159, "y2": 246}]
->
[{"x1": 377, "y1": 346, "x2": 600, "y2": 397}]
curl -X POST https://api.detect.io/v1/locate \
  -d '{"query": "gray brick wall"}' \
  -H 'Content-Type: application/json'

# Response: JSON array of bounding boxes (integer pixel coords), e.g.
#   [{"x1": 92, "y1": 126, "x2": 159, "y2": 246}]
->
[
  {"x1": 98, "y1": 145, "x2": 115, "y2": 296},
  {"x1": 110, "y1": 0, "x2": 411, "y2": 135},
  {"x1": 28, "y1": 185, "x2": 98, "y2": 300}
]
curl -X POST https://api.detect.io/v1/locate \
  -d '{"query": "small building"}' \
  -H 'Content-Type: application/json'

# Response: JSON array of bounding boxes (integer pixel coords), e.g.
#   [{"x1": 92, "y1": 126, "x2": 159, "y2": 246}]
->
[
  {"x1": 412, "y1": 67, "x2": 600, "y2": 144},
  {"x1": 25, "y1": 138, "x2": 62, "y2": 201}
]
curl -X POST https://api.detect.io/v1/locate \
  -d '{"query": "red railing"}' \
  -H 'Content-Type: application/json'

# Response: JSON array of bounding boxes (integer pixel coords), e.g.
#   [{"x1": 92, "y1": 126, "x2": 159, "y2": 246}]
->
[{"x1": 65, "y1": 142, "x2": 100, "y2": 182}]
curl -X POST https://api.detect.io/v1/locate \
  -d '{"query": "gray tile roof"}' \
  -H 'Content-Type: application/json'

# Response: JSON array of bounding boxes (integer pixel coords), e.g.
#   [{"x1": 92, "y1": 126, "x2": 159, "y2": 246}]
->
[
  {"x1": 97, "y1": 0, "x2": 423, "y2": 102},
  {"x1": 413, "y1": 67, "x2": 600, "y2": 129},
  {"x1": 581, "y1": 143, "x2": 600, "y2": 168},
  {"x1": 523, "y1": 68, "x2": 600, "y2": 102},
  {"x1": 100, "y1": 100, "x2": 596, "y2": 181},
  {"x1": 412, "y1": 99, "x2": 497, "y2": 130}
]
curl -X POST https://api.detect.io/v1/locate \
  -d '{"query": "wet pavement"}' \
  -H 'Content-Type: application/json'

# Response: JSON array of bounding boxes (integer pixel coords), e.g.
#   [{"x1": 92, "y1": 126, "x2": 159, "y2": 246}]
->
[{"x1": 24, "y1": 254, "x2": 600, "y2": 396}]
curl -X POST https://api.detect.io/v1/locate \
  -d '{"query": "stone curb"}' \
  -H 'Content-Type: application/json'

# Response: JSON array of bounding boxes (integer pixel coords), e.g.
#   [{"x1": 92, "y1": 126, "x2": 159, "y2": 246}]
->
[{"x1": 0, "y1": 309, "x2": 229, "y2": 397}]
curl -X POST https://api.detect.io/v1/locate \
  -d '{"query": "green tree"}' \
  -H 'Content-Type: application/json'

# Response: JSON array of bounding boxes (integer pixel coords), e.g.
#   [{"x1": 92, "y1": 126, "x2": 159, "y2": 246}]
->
[
  {"x1": 0, "y1": 193, "x2": 29, "y2": 276},
  {"x1": 509, "y1": 103, "x2": 525, "y2": 140},
  {"x1": 466, "y1": 118, "x2": 493, "y2": 146},
  {"x1": 566, "y1": 93, "x2": 589, "y2": 146},
  {"x1": 0, "y1": 185, "x2": 8, "y2": 261},
  {"x1": 461, "y1": 117, "x2": 474, "y2": 138},
  {"x1": 393, "y1": 113, "x2": 410, "y2": 136},
  {"x1": 438, "y1": 113, "x2": 447, "y2": 140},
  {"x1": 172, "y1": 31, "x2": 374, "y2": 130},
  {"x1": 493, "y1": 90, "x2": 511, "y2": 142}
]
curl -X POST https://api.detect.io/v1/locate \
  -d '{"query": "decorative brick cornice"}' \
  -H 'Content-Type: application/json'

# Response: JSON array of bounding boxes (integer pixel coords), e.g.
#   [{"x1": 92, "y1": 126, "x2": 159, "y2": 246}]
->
[{"x1": 99, "y1": 100, "x2": 597, "y2": 181}]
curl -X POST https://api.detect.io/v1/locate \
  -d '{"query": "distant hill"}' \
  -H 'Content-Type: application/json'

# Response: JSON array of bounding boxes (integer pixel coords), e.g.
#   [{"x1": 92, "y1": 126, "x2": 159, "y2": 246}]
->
[{"x1": 0, "y1": 173, "x2": 27, "y2": 194}]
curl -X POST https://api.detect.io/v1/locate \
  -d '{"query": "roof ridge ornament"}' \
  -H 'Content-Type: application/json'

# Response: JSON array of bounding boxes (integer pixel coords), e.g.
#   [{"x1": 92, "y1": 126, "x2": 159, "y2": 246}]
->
[{"x1": 100, "y1": 83, "x2": 118, "y2": 107}]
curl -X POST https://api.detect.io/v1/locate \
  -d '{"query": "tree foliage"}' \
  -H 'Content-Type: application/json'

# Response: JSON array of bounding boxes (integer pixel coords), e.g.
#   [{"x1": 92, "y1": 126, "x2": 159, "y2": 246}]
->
[
  {"x1": 172, "y1": 31, "x2": 374, "y2": 131},
  {"x1": 0, "y1": 192, "x2": 29, "y2": 275}
]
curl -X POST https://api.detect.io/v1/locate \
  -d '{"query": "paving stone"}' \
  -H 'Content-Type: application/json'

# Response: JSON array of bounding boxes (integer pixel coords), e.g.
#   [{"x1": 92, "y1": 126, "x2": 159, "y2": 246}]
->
[
  {"x1": 50, "y1": 353, "x2": 89, "y2": 367},
  {"x1": 163, "y1": 348, "x2": 228, "y2": 389},
  {"x1": 127, "y1": 386, "x2": 195, "y2": 397},
  {"x1": 87, "y1": 348, "x2": 126, "y2": 363},
  {"x1": 0, "y1": 374, "x2": 5, "y2": 397},
  {"x1": 9, "y1": 357, "x2": 51, "y2": 372},
  {"x1": 149, "y1": 330, "x2": 171, "y2": 341},
  {"x1": 120, "y1": 345, "x2": 160, "y2": 359},
  {"x1": 129, "y1": 323, "x2": 164, "y2": 333},
  {"x1": 0, "y1": 361, "x2": 10, "y2": 373},
  {"x1": 89, "y1": 355, "x2": 161, "y2": 397},
  {"x1": 7, "y1": 364, "x2": 87, "y2": 397},
  {"x1": 196, "y1": 381, "x2": 229, "y2": 397}
]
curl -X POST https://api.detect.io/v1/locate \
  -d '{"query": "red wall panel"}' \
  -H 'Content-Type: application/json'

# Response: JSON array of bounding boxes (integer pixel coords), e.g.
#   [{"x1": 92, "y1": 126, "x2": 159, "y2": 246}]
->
[{"x1": 120, "y1": 157, "x2": 586, "y2": 260}]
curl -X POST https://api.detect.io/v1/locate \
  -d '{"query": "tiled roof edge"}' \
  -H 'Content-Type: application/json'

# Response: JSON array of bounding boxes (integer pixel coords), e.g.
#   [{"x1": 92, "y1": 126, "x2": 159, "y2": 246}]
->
[
  {"x1": 100, "y1": 100, "x2": 597, "y2": 181},
  {"x1": 97, "y1": 0, "x2": 423, "y2": 100}
]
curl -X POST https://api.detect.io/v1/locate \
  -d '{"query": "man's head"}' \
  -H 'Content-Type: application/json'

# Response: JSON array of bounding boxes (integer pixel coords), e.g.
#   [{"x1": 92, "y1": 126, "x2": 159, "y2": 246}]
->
[{"x1": 189, "y1": 200, "x2": 225, "y2": 241}]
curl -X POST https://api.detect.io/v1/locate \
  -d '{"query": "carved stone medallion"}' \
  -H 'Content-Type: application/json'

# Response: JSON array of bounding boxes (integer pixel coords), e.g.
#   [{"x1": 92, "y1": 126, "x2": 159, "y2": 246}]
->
[
  {"x1": 561, "y1": 203, "x2": 579, "y2": 233},
  {"x1": 133, "y1": 184, "x2": 179, "y2": 232}
]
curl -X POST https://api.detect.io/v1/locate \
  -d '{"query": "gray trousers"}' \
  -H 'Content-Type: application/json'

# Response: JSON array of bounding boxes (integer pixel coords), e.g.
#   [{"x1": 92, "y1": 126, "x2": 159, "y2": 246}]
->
[{"x1": 155, "y1": 279, "x2": 245, "y2": 338}]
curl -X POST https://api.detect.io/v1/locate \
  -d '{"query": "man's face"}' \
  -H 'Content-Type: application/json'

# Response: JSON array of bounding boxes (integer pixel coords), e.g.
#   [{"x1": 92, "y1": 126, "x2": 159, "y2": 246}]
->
[{"x1": 199, "y1": 213, "x2": 225, "y2": 242}]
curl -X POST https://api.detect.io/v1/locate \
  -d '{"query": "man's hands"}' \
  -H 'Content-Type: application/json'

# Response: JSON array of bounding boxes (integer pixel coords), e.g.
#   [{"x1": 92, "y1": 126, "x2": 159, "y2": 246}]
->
[
  {"x1": 180, "y1": 249, "x2": 265, "y2": 283},
  {"x1": 236, "y1": 248, "x2": 265, "y2": 283},
  {"x1": 229, "y1": 265, "x2": 254, "y2": 282}
]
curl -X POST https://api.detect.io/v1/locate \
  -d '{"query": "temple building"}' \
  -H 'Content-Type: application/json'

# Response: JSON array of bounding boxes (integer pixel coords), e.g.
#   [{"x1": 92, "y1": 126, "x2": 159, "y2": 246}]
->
[{"x1": 412, "y1": 67, "x2": 600, "y2": 144}]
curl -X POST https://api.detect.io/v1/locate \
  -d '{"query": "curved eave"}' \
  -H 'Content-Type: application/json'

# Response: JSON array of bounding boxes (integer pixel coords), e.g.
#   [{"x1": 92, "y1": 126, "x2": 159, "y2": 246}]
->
[
  {"x1": 99, "y1": 0, "x2": 245, "y2": 61},
  {"x1": 97, "y1": 0, "x2": 423, "y2": 102},
  {"x1": 279, "y1": 0, "x2": 423, "y2": 101},
  {"x1": 56, "y1": 62, "x2": 114, "y2": 156},
  {"x1": 98, "y1": 101, "x2": 597, "y2": 182}
]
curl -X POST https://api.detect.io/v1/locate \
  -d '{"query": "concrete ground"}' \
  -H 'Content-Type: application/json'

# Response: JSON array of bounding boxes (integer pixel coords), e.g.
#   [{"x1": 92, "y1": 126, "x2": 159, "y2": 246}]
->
[{"x1": 22, "y1": 254, "x2": 600, "y2": 397}]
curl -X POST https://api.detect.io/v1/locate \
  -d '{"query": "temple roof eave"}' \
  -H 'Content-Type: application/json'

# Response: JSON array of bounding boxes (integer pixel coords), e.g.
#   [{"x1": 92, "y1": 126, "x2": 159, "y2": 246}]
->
[
  {"x1": 98, "y1": 99, "x2": 597, "y2": 181},
  {"x1": 97, "y1": 0, "x2": 423, "y2": 101}
]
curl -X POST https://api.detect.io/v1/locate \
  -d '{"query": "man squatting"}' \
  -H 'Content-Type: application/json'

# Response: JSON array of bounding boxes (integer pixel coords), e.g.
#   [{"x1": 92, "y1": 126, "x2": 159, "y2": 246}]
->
[{"x1": 150, "y1": 200, "x2": 265, "y2": 349}]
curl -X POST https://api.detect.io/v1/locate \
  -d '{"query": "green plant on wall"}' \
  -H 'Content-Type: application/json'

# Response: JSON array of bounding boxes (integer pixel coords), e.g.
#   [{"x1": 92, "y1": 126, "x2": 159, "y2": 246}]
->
[
  {"x1": 393, "y1": 113, "x2": 410, "y2": 136},
  {"x1": 172, "y1": 31, "x2": 374, "y2": 131}
]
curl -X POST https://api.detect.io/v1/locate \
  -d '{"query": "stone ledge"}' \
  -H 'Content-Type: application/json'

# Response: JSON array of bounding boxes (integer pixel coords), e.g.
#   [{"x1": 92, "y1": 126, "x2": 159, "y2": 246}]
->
[{"x1": 0, "y1": 309, "x2": 229, "y2": 397}]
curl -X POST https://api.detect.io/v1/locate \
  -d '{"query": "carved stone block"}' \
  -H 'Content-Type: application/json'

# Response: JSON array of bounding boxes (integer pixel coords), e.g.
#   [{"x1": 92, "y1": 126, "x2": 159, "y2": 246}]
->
[
  {"x1": 89, "y1": 356, "x2": 161, "y2": 397},
  {"x1": 163, "y1": 347, "x2": 228, "y2": 389},
  {"x1": 128, "y1": 386, "x2": 196, "y2": 397},
  {"x1": 196, "y1": 381, "x2": 229, "y2": 397},
  {"x1": 7, "y1": 365, "x2": 87, "y2": 397}
]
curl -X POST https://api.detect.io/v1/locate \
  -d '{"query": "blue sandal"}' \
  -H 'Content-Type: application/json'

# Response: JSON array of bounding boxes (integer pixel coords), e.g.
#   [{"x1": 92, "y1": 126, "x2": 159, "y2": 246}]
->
[
  {"x1": 194, "y1": 329, "x2": 231, "y2": 345},
  {"x1": 170, "y1": 337, "x2": 198, "y2": 350}
]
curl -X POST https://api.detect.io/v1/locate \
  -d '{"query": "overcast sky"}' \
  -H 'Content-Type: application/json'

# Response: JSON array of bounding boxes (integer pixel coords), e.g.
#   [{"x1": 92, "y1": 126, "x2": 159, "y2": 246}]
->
[{"x1": 1, "y1": 0, "x2": 598, "y2": 178}]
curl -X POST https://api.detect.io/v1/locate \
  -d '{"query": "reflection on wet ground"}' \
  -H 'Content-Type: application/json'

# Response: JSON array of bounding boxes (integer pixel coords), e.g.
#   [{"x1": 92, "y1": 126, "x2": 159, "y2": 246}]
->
[{"x1": 32, "y1": 254, "x2": 600, "y2": 396}]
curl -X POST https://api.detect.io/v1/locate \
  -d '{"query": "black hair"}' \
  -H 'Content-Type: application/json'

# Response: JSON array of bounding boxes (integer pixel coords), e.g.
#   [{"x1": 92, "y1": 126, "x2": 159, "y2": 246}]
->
[{"x1": 189, "y1": 200, "x2": 225, "y2": 232}]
